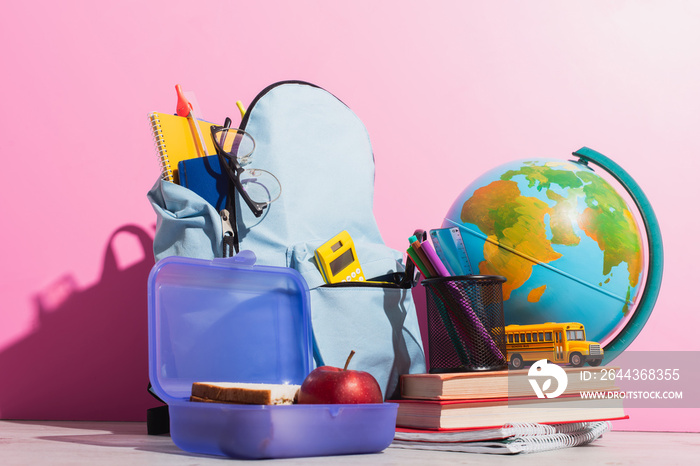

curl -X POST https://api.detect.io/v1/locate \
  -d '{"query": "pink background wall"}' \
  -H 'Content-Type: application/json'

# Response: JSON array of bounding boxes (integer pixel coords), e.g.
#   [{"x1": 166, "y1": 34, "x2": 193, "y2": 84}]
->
[{"x1": 1, "y1": 1, "x2": 698, "y2": 431}]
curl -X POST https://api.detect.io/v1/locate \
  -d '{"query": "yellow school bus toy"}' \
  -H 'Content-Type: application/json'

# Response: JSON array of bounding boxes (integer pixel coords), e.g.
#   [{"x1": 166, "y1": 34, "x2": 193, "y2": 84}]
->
[{"x1": 505, "y1": 322, "x2": 603, "y2": 369}]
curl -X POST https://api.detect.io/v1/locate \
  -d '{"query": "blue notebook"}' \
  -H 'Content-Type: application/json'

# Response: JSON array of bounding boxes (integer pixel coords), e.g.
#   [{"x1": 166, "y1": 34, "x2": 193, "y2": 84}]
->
[{"x1": 178, "y1": 155, "x2": 229, "y2": 211}]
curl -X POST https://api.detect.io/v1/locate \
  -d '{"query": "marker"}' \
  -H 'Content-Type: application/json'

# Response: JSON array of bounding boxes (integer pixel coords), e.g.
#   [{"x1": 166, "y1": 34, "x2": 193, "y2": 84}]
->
[
  {"x1": 407, "y1": 246, "x2": 432, "y2": 278},
  {"x1": 409, "y1": 236, "x2": 437, "y2": 277},
  {"x1": 421, "y1": 239, "x2": 451, "y2": 277}
]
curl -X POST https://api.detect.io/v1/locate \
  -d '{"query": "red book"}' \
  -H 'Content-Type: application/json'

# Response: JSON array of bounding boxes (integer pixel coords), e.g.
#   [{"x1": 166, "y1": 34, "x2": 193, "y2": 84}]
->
[{"x1": 390, "y1": 394, "x2": 626, "y2": 430}]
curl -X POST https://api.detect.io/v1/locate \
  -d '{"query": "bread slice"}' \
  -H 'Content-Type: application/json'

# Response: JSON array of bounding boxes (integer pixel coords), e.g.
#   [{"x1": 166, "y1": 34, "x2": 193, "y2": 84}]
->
[{"x1": 190, "y1": 382, "x2": 300, "y2": 405}]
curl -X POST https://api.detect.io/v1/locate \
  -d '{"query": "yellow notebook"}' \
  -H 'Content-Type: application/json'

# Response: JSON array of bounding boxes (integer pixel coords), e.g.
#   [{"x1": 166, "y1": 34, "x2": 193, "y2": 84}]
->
[{"x1": 148, "y1": 112, "x2": 218, "y2": 184}]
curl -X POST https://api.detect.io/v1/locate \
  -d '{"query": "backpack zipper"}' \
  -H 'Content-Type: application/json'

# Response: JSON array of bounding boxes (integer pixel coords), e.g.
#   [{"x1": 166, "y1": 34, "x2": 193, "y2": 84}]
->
[
  {"x1": 238, "y1": 81, "x2": 322, "y2": 131},
  {"x1": 220, "y1": 209, "x2": 236, "y2": 257},
  {"x1": 322, "y1": 272, "x2": 410, "y2": 289}
]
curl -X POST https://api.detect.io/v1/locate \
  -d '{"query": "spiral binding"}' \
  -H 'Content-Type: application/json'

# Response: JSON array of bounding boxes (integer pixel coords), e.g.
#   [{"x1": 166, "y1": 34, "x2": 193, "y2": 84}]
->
[
  {"x1": 510, "y1": 421, "x2": 611, "y2": 454},
  {"x1": 552, "y1": 422, "x2": 591, "y2": 434},
  {"x1": 503, "y1": 423, "x2": 555, "y2": 437},
  {"x1": 148, "y1": 112, "x2": 173, "y2": 182}
]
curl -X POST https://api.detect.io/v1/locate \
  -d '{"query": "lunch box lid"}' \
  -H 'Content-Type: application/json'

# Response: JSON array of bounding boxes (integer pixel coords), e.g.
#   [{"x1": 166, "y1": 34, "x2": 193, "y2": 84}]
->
[{"x1": 147, "y1": 251, "x2": 313, "y2": 404}]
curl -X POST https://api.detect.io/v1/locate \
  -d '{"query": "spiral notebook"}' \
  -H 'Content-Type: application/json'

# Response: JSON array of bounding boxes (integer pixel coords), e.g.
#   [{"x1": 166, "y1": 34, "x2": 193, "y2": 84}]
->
[
  {"x1": 391, "y1": 421, "x2": 611, "y2": 455},
  {"x1": 148, "y1": 112, "x2": 218, "y2": 184},
  {"x1": 395, "y1": 422, "x2": 556, "y2": 442}
]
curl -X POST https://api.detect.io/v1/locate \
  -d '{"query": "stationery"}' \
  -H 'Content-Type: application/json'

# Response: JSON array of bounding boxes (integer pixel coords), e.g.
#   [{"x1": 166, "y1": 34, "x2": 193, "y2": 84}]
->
[
  {"x1": 148, "y1": 112, "x2": 218, "y2": 183},
  {"x1": 176, "y1": 84, "x2": 210, "y2": 158},
  {"x1": 177, "y1": 155, "x2": 229, "y2": 211},
  {"x1": 429, "y1": 227, "x2": 474, "y2": 276},
  {"x1": 420, "y1": 239, "x2": 450, "y2": 277},
  {"x1": 394, "y1": 423, "x2": 556, "y2": 442},
  {"x1": 412, "y1": 231, "x2": 503, "y2": 364},
  {"x1": 406, "y1": 247, "x2": 430, "y2": 278},
  {"x1": 392, "y1": 421, "x2": 612, "y2": 455},
  {"x1": 409, "y1": 236, "x2": 437, "y2": 277}
]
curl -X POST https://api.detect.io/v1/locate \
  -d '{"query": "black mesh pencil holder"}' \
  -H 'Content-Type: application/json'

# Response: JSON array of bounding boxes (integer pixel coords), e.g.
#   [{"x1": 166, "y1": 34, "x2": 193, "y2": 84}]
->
[{"x1": 422, "y1": 275, "x2": 507, "y2": 373}]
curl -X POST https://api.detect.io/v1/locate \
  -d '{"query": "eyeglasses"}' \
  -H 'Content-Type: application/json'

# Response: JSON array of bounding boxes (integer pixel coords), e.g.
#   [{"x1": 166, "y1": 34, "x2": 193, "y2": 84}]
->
[{"x1": 211, "y1": 123, "x2": 281, "y2": 218}]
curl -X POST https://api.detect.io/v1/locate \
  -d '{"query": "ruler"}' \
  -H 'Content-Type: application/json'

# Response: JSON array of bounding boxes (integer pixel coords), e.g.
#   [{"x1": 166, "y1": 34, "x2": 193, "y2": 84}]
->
[
  {"x1": 449, "y1": 227, "x2": 474, "y2": 275},
  {"x1": 430, "y1": 228, "x2": 471, "y2": 276},
  {"x1": 429, "y1": 232, "x2": 457, "y2": 276}
]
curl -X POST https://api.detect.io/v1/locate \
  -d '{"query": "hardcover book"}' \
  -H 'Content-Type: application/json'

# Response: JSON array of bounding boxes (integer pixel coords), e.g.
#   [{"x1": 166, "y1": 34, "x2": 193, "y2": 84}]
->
[{"x1": 400, "y1": 367, "x2": 618, "y2": 400}]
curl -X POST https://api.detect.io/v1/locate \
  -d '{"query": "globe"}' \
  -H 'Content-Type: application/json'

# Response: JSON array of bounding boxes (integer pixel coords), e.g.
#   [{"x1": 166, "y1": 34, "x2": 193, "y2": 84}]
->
[{"x1": 443, "y1": 157, "x2": 645, "y2": 344}]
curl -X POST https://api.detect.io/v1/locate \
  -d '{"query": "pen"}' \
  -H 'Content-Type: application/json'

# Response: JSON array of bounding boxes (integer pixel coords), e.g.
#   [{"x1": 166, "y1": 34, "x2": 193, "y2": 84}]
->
[
  {"x1": 236, "y1": 101, "x2": 246, "y2": 119},
  {"x1": 175, "y1": 84, "x2": 210, "y2": 158}
]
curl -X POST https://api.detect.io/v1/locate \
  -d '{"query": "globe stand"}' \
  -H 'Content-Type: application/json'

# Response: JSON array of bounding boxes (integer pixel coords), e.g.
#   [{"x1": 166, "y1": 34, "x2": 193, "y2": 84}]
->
[{"x1": 571, "y1": 147, "x2": 664, "y2": 361}]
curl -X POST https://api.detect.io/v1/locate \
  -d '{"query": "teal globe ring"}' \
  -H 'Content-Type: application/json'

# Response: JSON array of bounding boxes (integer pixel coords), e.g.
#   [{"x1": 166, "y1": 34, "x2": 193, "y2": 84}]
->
[{"x1": 571, "y1": 147, "x2": 664, "y2": 362}]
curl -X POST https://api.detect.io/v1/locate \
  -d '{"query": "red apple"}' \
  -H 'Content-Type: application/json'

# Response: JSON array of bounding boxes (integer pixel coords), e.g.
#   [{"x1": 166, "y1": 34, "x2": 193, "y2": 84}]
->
[{"x1": 297, "y1": 351, "x2": 383, "y2": 404}]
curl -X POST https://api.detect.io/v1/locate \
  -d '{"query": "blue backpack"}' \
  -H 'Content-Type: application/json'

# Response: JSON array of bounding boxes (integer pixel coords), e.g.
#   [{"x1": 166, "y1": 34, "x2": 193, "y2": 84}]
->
[{"x1": 148, "y1": 81, "x2": 425, "y2": 400}]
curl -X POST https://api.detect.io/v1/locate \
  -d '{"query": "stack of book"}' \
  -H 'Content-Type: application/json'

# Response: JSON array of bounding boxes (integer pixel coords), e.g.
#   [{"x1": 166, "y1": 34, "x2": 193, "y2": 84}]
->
[{"x1": 390, "y1": 367, "x2": 627, "y2": 454}]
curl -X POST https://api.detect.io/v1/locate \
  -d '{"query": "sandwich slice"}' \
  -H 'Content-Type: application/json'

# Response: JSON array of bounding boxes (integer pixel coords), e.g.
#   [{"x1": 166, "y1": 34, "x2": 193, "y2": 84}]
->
[{"x1": 191, "y1": 382, "x2": 300, "y2": 405}]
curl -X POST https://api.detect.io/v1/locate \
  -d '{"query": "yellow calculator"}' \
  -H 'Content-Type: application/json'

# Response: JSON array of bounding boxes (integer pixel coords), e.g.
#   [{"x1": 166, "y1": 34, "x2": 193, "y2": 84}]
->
[{"x1": 314, "y1": 231, "x2": 366, "y2": 284}]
